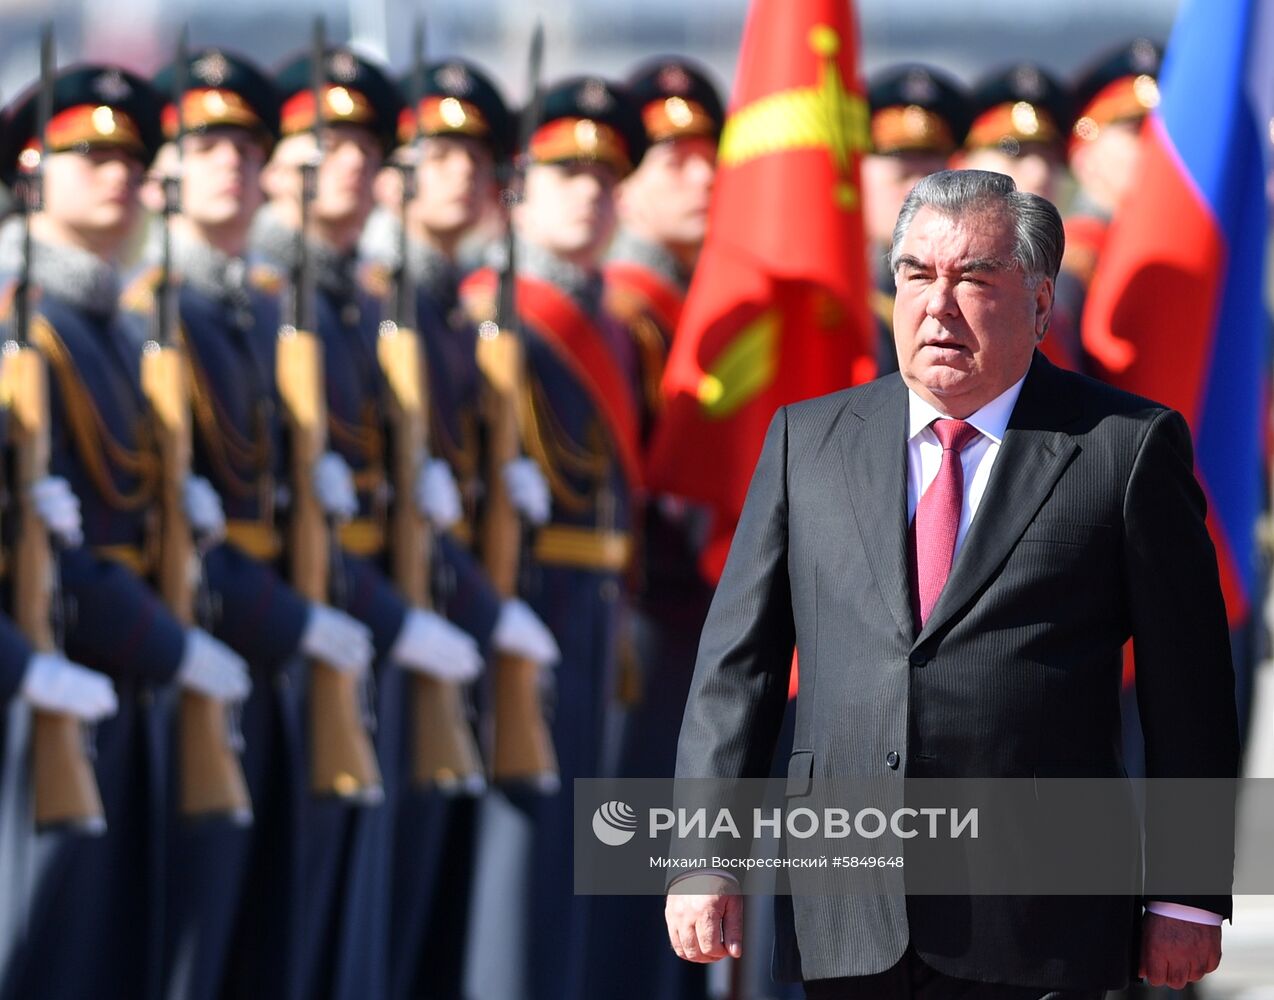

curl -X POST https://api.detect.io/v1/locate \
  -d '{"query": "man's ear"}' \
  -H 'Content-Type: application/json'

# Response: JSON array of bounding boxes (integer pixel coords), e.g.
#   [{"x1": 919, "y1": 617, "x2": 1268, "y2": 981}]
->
[
  {"x1": 1068, "y1": 142, "x2": 1094, "y2": 193},
  {"x1": 259, "y1": 133, "x2": 312, "y2": 203},
  {"x1": 371, "y1": 164, "x2": 404, "y2": 213},
  {"x1": 139, "y1": 142, "x2": 176, "y2": 214},
  {"x1": 138, "y1": 172, "x2": 166, "y2": 215},
  {"x1": 1034, "y1": 275, "x2": 1055, "y2": 340}
]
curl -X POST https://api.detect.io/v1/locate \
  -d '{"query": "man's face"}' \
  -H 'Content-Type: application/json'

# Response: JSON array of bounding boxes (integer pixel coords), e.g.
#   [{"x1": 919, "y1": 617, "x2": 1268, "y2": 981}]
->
[
  {"x1": 266, "y1": 124, "x2": 382, "y2": 229},
  {"x1": 892, "y1": 204, "x2": 1051, "y2": 416},
  {"x1": 408, "y1": 135, "x2": 496, "y2": 238},
  {"x1": 862, "y1": 150, "x2": 950, "y2": 246},
  {"x1": 514, "y1": 160, "x2": 618, "y2": 266},
  {"x1": 1070, "y1": 119, "x2": 1143, "y2": 212},
  {"x1": 41, "y1": 147, "x2": 144, "y2": 247},
  {"x1": 958, "y1": 145, "x2": 1065, "y2": 202},
  {"x1": 179, "y1": 126, "x2": 266, "y2": 228},
  {"x1": 617, "y1": 135, "x2": 717, "y2": 249}
]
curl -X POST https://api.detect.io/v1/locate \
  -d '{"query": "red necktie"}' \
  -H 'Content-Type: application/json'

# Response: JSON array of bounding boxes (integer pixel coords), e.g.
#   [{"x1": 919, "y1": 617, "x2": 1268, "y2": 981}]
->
[{"x1": 914, "y1": 418, "x2": 981, "y2": 627}]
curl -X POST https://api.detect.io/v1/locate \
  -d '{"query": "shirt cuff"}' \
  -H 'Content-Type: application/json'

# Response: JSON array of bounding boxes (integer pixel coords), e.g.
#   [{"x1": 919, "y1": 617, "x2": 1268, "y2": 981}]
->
[
  {"x1": 667, "y1": 869, "x2": 740, "y2": 891},
  {"x1": 1144, "y1": 901, "x2": 1225, "y2": 925}
]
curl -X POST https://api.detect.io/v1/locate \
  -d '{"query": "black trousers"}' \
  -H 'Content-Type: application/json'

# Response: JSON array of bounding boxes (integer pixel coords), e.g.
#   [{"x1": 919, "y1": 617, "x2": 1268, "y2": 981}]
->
[{"x1": 803, "y1": 947, "x2": 1106, "y2": 1000}]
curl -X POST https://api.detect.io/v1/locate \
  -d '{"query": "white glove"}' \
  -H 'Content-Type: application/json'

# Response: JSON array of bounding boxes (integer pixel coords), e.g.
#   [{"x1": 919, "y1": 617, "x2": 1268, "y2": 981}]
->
[
  {"x1": 30, "y1": 476, "x2": 83, "y2": 548},
  {"x1": 314, "y1": 451, "x2": 358, "y2": 521},
  {"x1": 389, "y1": 607, "x2": 482, "y2": 682},
  {"x1": 20, "y1": 652, "x2": 118, "y2": 721},
  {"x1": 502, "y1": 457, "x2": 551, "y2": 526},
  {"x1": 177, "y1": 628, "x2": 251, "y2": 703},
  {"x1": 414, "y1": 457, "x2": 463, "y2": 530},
  {"x1": 300, "y1": 604, "x2": 373, "y2": 675},
  {"x1": 492, "y1": 598, "x2": 560, "y2": 667},
  {"x1": 183, "y1": 474, "x2": 226, "y2": 545}
]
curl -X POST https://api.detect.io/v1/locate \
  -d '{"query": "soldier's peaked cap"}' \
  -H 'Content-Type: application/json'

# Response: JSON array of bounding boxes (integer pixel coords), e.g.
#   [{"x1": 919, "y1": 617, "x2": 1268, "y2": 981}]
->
[
  {"x1": 2, "y1": 64, "x2": 163, "y2": 183},
  {"x1": 274, "y1": 46, "x2": 403, "y2": 154},
  {"x1": 965, "y1": 63, "x2": 1071, "y2": 152},
  {"x1": 153, "y1": 48, "x2": 280, "y2": 147},
  {"x1": 396, "y1": 59, "x2": 513, "y2": 160},
  {"x1": 625, "y1": 56, "x2": 725, "y2": 145},
  {"x1": 524, "y1": 76, "x2": 648, "y2": 179},
  {"x1": 867, "y1": 64, "x2": 970, "y2": 155},
  {"x1": 1070, "y1": 38, "x2": 1163, "y2": 152}
]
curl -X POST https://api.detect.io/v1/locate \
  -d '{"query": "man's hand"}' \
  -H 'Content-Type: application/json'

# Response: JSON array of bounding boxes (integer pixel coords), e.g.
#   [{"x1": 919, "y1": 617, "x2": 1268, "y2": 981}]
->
[
  {"x1": 1139, "y1": 912, "x2": 1222, "y2": 989},
  {"x1": 665, "y1": 874, "x2": 743, "y2": 964}
]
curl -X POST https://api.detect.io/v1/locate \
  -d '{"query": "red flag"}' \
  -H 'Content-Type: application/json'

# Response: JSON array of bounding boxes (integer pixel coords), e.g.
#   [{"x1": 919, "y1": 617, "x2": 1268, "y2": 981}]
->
[{"x1": 646, "y1": 0, "x2": 876, "y2": 583}]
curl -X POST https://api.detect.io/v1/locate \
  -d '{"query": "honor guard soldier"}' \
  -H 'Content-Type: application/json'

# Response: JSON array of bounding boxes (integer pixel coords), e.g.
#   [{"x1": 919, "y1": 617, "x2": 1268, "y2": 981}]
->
[
  {"x1": 252, "y1": 43, "x2": 490, "y2": 1000},
  {"x1": 1060, "y1": 39, "x2": 1161, "y2": 378},
  {"x1": 862, "y1": 65, "x2": 970, "y2": 373},
  {"x1": 125, "y1": 48, "x2": 379, "y2": 1000},
  {"x1": 955, "y1": 63, "x2": 1083, "y2": 370},
  {"x1": 0, "y1": 63, "x2": 249, "y2": 1000},
  {"x1": 362, "y1": 57, "x2": 560, "y2": 1000},
  {"x1": 460, "y1": 75, "x2": 647, "y2": 1000},
  {"x1": 586, "y1": 54, "x2": 723, "y2": 1000},
  {"x1": 0, "y1": 399, "x2": 117, "y2": 969}
]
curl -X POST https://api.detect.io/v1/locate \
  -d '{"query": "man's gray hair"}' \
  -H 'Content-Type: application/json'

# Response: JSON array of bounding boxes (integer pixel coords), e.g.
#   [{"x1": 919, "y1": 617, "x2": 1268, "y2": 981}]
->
[{"x1": 888, "y1": 169, "x2": 1065, "y2": 288}]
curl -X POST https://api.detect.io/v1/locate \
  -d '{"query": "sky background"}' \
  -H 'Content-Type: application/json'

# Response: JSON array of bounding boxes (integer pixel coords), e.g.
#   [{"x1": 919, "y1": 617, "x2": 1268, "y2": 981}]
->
[{"x1": 0, "y1": 0, "x2": 1181, "y2": 107}]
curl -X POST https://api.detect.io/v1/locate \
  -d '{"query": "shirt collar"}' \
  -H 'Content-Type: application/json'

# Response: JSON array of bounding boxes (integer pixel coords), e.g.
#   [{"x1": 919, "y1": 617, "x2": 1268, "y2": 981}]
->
[{"x1": 906, "y1": 371, "x2": 1029, "y2": 445}]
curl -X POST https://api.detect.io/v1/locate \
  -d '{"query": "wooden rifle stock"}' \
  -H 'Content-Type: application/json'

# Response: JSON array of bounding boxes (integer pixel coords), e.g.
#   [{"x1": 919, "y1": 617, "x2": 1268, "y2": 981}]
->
[
  {"x1": 3, "y1": 344, "x2": 106, "y2": 833},
  {"x1": 378, "y1": 324, "x2": 484, "y2": 794},
  {"x1": 476, "y1": 328, "x2": 559, "y2": 792},
  {"x1": 277, "y1": 327, "x2": 383, "y2": 802},
  {"x1": 142, "y1": 341, "x2": 252, "y2": 824}
]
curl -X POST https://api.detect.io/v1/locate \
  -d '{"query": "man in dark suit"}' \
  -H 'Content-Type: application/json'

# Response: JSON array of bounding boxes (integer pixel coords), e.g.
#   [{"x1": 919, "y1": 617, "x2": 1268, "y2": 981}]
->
[{"x1": 665, "y1": 169, "x2": 1239, "y2": 998}]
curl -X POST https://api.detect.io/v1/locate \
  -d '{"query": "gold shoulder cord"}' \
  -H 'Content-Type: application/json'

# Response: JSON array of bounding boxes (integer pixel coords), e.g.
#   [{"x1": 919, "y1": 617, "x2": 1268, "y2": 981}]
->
[
  {"x1": 186, "y1": 340, "x2": 271, "y2": 500},
  {"x1": 519, "y1": 367, "x2": 611, "y2": 515},
  {"x1": 624, "y1": 310, "x2": 668, "y2": 416},
  {"x1": 30, "y1": 316, "x2": 158, "y2": 512}
]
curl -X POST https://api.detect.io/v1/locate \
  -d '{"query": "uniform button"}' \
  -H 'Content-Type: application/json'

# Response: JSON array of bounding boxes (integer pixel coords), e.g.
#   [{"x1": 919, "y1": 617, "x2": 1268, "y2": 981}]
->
[
  {"x1": 909, "y1": 653, "x2": 929, "y2": 668},
  {"x1": 599, "y1": 579, "x2": 620, "y2": 602},
  {"x1": 886, "y1": 751, "x2": 900, "y2": 769}
]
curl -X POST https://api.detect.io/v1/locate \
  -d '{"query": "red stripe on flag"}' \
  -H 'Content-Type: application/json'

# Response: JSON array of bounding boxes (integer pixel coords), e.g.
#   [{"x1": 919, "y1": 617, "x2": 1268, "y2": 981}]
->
[{"x1": 1082, "y1": 120, "x2": 1225, "y2": 428}]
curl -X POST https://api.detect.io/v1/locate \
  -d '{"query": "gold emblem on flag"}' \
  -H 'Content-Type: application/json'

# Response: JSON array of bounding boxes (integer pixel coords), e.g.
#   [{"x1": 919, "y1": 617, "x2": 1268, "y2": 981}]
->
[{"x1": 717, "y1": 24, "x2": 869, "y2": 210}]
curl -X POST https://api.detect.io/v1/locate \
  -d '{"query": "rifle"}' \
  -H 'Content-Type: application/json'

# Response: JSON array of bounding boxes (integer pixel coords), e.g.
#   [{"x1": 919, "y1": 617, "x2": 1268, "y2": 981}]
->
[
  {"x1": 475, "y1": 22, "x2": 559, "y2": 792},
  {"x1": 277, "y1": 18, "x2": 383, "y2": 803},
  {"x1": 3, "y1": 25, "x2": 107, "y2": 834},
  {"x1": 143, "y1": 28, "x2": 252, "y2": 824},
  {"x1": 379, "y1": 19, "x2": 485, "y2": 794}
]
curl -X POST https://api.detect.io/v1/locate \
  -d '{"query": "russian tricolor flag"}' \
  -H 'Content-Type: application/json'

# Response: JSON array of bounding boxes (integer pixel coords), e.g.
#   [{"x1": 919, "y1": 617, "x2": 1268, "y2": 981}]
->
[{"x1": 1083, "y1": 0, "x2": 1274, "y2": 625}]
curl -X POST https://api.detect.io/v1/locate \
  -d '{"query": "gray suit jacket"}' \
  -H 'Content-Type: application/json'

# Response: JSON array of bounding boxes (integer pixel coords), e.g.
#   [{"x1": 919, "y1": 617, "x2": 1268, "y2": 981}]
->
[{"x1": 674, "y1": 352, "x2": 1239, "y2": 990}]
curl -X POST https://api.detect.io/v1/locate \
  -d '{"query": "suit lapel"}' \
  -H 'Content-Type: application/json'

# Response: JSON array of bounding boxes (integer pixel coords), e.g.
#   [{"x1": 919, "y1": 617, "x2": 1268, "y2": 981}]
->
[
  {"x1": 841, "y1": 377, "x2": 914, "y2": 641},
  {"x1": 913, "y1": 353, "x2": 1079, "y2": 648}
]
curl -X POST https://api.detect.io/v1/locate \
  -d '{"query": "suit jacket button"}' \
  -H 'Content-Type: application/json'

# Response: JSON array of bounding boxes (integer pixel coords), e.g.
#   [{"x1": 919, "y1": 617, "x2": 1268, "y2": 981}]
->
[
  {"x1": 908, "y1": 653, "x2": 929, "y2": 668},
  {"x1": 886, "y1": 751, "x2": 900, "y2": 769}
]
